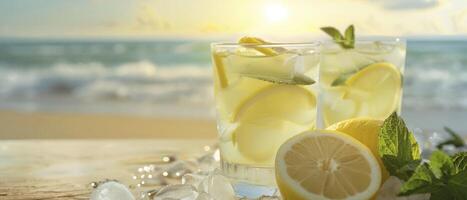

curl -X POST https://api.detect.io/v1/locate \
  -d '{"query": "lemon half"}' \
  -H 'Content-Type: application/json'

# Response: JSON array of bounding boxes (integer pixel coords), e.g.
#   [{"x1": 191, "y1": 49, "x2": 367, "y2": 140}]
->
[{"x1": 276, "y1": 130, "x2": 382, "y2": 200}]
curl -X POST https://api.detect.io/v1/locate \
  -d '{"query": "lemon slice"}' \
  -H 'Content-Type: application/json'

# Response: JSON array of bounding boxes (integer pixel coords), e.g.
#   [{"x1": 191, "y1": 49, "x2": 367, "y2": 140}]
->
[
  {"x1": 327, "y1": 118, "x2": 389, "y2": 181},
  {"x1": 276, "y1": 130, "x2": 382, "y2": 200},
  {"x1": 238, "y1": 36, "x2": 280, "y2": 56},
  {"x1": 324, "y1": 62, "x2": 401, "y2": 126},
  {"x1": 230, "y1": 85, "x2": 316, "y2": 163},
  {"x1": 345, "y1": 62, "x2": 402, "y2": 118},
  {"x1": 212, "y1": 52, "x2": 229, "y2": 88}
]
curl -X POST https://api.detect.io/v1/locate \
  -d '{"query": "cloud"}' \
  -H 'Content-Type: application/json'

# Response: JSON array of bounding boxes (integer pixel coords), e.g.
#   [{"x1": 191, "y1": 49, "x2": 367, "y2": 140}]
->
[{"x1": 376, "y1": 0, "x2": 444, "y2": 10}]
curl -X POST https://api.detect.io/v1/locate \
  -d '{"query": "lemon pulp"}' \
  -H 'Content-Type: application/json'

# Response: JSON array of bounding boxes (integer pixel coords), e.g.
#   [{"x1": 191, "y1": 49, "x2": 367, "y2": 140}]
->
[{"x1": 276, "y1": 130, "x2": 382, "y2": 200}]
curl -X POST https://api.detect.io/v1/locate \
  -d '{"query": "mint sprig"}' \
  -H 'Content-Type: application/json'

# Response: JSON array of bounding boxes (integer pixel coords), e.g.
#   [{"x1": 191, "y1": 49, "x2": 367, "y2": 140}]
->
[
  {"x1": 321, "y1": 25, "x2": 355, "y2": 49},
  {"x1": 399, "y1": 151, "x2": 467, "y2": 199},
  {"x1": 437, "y1": 127, "x2": 465, "y2": 149},
  {"x1": 378, "y1": 113, "x2": 467, "y2": 199},
  {"x1": 378, "y1": 112, "x2": 421, "y2": 181}
]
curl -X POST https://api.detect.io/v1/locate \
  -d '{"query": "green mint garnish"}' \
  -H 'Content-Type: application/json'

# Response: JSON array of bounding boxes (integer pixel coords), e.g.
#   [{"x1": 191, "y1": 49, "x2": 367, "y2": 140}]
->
[
  {"x1": 453, "y1": 152, "x2": 467, "y2": 173},
  {"x1": 321, "y1": 25, "x2": 355, "y2": 49},
  {"x1": 399, "y1": 151, "x2": 467, "y2": 199},
  {"x1": 330, "y1": 66, "x2": 368, "y2": 86},
  {"x1": 429, "y1": 150, "x2": 456, "y2": 178},
  {"x1": 377, "y1": 113, "x2": 467, "y2": 199},
  {"x1": 437, "y1": 127, "x2": 465, "y2": 149},
  {"x1": 378, "y1": 112, "x2": 421, "y2": 181}
]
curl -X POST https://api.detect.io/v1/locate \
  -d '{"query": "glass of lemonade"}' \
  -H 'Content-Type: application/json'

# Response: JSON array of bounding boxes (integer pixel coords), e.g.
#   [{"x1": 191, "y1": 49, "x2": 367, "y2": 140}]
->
[
  {"x1": 318, "y1": 38, "x2": 406, "y2": 128},
  {"x1": 211, "y1": 40, "x2": 320, "y2": 196}
]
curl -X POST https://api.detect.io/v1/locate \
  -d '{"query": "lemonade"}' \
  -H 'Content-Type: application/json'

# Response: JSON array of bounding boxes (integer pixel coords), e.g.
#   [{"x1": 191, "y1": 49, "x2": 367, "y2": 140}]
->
[
  {"x1": 211, "y1": 38, "x2": 320, "y2": 190},
  {"x1": 318, "y1": 39, "x2": 406, "y2": 127}
]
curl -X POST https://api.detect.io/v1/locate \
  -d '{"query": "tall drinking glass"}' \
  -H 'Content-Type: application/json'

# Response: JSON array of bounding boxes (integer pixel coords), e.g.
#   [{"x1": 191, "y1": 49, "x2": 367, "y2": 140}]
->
[
  {"x1": 318, "y1": 38, "x2": 406, "y2": 127},
  {"x1": 211, "y1": 42, "x2": 320, "y2": 196}
]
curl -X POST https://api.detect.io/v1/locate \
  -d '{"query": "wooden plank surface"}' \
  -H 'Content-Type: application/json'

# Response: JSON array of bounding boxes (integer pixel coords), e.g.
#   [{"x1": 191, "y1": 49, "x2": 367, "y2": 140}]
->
[{"x1": 0, "y1": 140, "x2": 214, "y2": 199}]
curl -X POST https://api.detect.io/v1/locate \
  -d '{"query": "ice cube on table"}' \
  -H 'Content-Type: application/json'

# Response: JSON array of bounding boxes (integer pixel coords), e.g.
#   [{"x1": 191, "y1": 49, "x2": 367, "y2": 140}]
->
[
  {"x1": 195, "y1": 192, "x2": 214, "y2": 200},
  {"x1": 376, "y1": 176, "x2": 430, "y2": 200},
  {"x1": 197, "y1": 172, "x2": 235, "y2": 200},
  {"x1": 165, "y1": 160, "x2": 197, "y2": 178},
  {"x1": 153, "y1": 184, "x2": 198, "y2": 200},
  {"x1": 197, "y1": 151, "x2": 220, "y2": 172},
  {"x1": 181, "y1": 173, "x2": 206, "y2": 186},
  {"x1": 90, "y1": 181, "x2": 135, "y2": 200}
]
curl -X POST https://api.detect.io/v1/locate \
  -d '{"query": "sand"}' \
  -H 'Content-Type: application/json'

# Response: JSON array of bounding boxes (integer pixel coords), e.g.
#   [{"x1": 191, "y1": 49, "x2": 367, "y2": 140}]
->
[{"x1": 0, "y1": 110, "x2": 217, "y2": 139}]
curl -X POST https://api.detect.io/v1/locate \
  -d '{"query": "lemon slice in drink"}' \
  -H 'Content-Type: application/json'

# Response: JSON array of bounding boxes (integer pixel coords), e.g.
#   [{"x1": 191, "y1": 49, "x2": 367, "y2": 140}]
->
[
  {"x1": 276, "y1": 130, "x2": 382, "y2": 200},
  {"x1": 345, "y1": 62, "x2": 401, "y2": 118},
  {"x1": 230, "y1": 85, "x2": 316, "y2": 163},
  {"x1": 324, "y1": 62, "x2": 401, "y2": 125}
]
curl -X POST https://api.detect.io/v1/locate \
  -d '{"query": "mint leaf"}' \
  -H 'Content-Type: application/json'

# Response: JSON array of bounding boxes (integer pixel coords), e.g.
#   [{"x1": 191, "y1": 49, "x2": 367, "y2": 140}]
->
[
  {"x1": 379, "y1": 112, "x2": 421, "y2": 181},
  {"x1": 320, "y1": 27, "x2": 344, "y2": 41},
  {"x1": 400, "y1": 151, "x2": 467, "y2": 199},
  {"x1": 430, "y1": 151, "x2": 455, "y2": 179},
  {"x1": 343, "y1": 25, "x2": 355, "y2": 48},
  {"x1": 399, "y1": 163, "x2": 441, "y2": 196},
  {"x1": 330, "y1": 65, "x2": 368, "y2": 86},
  {"x1": 452, "y1": 152, "x2": 467, "y2": 173},
  {"x1": 437, "y1": 127, "x2": 465, "y2": 149},
  {"x1": 330, "y1": 72, "x2": 352, "y2": 86},
  {"x1": 320, "y1": 25, "x2": 355, "y2": 49},
  {"x1": 448, "y1": 170, "x2": 467, "y2": 199}
]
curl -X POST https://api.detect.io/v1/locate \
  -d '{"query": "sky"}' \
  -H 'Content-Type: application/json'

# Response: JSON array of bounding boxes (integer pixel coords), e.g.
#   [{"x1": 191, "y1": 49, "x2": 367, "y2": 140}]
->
[{"x1": 0, "y1": 0, "x2": 466, "y2": 38}]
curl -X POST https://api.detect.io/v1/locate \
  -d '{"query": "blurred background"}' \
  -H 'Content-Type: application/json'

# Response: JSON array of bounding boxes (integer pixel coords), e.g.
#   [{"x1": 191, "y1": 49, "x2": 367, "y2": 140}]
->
[{"x1": 0, "y1": 0, "x2": 466, "y2": 138}]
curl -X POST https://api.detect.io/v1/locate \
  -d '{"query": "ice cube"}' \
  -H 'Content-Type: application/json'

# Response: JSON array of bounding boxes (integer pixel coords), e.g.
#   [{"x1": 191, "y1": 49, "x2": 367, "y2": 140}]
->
[
  {"x1": 258, "y1": 195, "x2": 282, "y2": 200},
  {"x1": 376, "y1": 176, "x2": 430, "y2": 200},
  {"x1": 182, "y1": 173, "x2": 206, "y2": 186},
  {"x1": 195, "y1": 192, "x2": 214, "y2": 200},
  {"x1": 197, "y1": 171, "x2": 235, "y2": 200},
  {"x1": 197, "y1": 151, "x2": 220, "y2": 172},
  {"x1": 153, "y1": 184, "x2": 198, "y2": 200},
  {"x1": 90, "y1": 181, "x2": 135, "y2": 200},
  {"x1": 165, "y1": 160, "x2": 197, "y2": 178}
]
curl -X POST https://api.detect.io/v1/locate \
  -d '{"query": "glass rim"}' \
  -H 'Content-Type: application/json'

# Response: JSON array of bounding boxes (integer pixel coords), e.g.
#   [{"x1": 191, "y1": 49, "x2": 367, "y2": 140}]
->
[
  {"x1": 211, "y1": 41, "x2": 321, "y2": 48},
  {"x1": 321, "y1": 36, "x2": 406, "y2": 44}
]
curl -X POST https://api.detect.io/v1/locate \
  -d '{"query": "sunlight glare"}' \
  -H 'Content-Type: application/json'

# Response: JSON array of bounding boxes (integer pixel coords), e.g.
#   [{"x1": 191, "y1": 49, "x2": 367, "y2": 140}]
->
[{"x1": 263, "y1": 3, "x2": 288, "y2": 23}]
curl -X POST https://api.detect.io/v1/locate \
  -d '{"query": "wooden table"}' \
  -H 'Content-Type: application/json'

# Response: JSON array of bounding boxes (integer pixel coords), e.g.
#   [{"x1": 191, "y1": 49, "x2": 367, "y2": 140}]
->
[{"x1": 0, "y1": 140, "x2": 214, "y2": 200}]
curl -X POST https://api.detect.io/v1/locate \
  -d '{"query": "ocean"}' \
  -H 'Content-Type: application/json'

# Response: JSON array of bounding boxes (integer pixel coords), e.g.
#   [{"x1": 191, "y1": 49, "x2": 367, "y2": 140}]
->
[{"x1": 0, "y1": 39, "x2": 466, "y2": 132}]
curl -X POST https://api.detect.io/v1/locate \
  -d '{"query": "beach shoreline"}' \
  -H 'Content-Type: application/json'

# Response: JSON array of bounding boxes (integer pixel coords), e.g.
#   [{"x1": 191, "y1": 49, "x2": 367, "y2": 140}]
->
[{"x1": 0, "y1": 110, "x2": 217, "y2": 139}]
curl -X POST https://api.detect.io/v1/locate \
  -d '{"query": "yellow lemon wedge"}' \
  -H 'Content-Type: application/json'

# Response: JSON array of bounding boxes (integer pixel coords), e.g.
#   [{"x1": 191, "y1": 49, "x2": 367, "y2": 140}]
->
[
  {"x1": 327, "y1": 118, "x2": 389, "y2": 181},
  {"x1": 276, "y1": 130, "x2": 382, "y2": 200},
  {"x1": 230, "y1": 85, "x2": 316, "y2": 163},
  {"x1": 212, "y1": 52, "x2": 229, "y2": 88}
]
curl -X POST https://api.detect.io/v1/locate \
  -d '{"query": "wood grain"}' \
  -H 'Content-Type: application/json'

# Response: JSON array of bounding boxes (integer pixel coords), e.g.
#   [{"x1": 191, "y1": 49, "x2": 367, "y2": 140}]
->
[{"x1": 0, "y1": 140, "x2": 213, "y2": 199}]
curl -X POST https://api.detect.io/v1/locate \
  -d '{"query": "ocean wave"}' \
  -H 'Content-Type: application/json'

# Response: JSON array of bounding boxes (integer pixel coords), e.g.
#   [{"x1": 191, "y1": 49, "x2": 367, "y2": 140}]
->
[{"x1": 0, "y1": 61, "x2": 214, "y2": 106}]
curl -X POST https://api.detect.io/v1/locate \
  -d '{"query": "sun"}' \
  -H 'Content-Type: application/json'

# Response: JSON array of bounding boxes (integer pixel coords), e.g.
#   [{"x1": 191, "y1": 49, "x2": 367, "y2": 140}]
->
[{"x1": 263, "y1": 3, "x2": 289, "y2": 23}]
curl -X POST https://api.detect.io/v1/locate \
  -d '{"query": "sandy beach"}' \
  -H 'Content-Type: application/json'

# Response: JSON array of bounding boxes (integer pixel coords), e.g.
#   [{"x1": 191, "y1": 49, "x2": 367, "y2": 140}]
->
[{"x1": 0, "y1": 110, "x2": 217, "y2": 139}]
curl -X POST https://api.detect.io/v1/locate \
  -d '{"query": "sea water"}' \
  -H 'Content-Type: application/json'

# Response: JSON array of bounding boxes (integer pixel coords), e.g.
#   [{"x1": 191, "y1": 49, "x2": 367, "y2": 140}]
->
[{"x1": 0, "y1": 38, "x2": 466, "y2": 132}]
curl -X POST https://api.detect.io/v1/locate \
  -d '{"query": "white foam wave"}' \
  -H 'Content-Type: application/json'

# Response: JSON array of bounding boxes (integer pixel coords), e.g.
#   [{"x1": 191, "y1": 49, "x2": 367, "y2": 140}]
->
[{"x1": 0, "y1": 61, "x2": 214, "y2": 106}]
